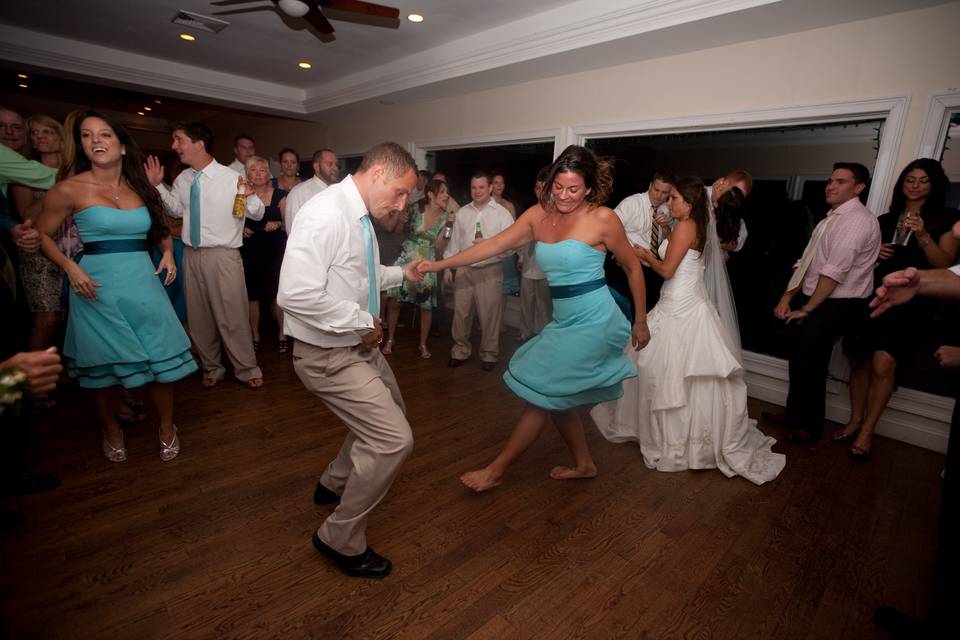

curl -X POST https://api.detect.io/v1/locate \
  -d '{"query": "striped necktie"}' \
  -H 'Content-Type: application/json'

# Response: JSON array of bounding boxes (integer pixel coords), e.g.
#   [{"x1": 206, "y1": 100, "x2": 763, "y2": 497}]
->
[
  {"x1": 359, "y1": 214, "x2": 379, "y2": 316},
  {"x1": 189, "y1": 170, "x2": 202, "y2": 247}
]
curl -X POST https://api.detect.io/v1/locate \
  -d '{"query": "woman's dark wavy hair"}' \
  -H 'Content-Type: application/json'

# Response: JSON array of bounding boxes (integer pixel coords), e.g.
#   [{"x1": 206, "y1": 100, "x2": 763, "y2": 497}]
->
[
  {"x1": 537, "y1": 145, "x2": 614, "y2": 210},
  {"x1": 71, "y1": 110, "x2": 168, "y2": 247},
  {"x1": 889, "y1": 158, "x2": 948, "y2": 219},
  {"x1": 418, "y1": 178, "x2": 447, "y2": 213},
  {"x1": 674, "y1": 176, "x2": 710, "y2": 249},
  {"x1": 714, "y1": 185, "x2": 746, "y2": 245}
]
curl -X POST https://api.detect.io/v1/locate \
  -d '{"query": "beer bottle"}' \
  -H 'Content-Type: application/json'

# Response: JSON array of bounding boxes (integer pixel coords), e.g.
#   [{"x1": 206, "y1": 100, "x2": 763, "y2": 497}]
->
[
  {"x1": 232, "y1": 184, "x2": 247, "y2": 219},
  {"x1": 474, "y1": 221, "x2": 483, "y2": 240}
]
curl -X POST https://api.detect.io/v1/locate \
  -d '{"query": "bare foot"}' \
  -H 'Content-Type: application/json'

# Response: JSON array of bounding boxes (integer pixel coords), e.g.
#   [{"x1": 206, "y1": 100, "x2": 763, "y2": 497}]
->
[
  {"x1": 549, "y1": 464, "x2": 598, "y2": 481},
  {"x1": 460, "y1": 468, "x2": 502, "y2": 492},
  {"x1": 201, "y1": 377, "x2": 219, "y2": 388},
  {"x1": 246, "y1": 377, "x2": 265, "y2": 389},
  {"x1": 832, "y1": 420, "x2": 862, "y2": 442}
]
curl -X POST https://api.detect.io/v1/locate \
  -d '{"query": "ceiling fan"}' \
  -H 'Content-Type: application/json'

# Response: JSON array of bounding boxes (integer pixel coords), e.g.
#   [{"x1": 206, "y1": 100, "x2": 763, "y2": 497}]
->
[{"x1": 211, "y1": 0, "x2": 400, "y2": 41}]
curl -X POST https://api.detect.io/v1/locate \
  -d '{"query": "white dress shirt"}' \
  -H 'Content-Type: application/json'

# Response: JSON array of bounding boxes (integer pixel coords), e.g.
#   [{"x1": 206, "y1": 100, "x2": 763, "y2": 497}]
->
[
  {"x1": 277, "y1": 174, "x2": 404, "y2": 348},
  {"x1": 614, "y1": 191, "x2": 668, "y2": 248},
  {"x1": 443, "y1": 199, "x2": 515, "y2": 267},
  {"x1": 157, "y1": 160, "x2": 264, "y2": 249},
  {"x1": 284, "y1": 175, "x2": 330, "y2": 234},
  {"x1": 951, "y1": 264, "x2": 960, "y2": 277}
]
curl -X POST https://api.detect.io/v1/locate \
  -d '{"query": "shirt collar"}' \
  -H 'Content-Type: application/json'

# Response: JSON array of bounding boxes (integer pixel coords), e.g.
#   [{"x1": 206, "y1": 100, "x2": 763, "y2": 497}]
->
[
  {"x1": 828, "y1": 197, "x2": 863, "y2": 217},
  {"x1": 314, "y1": 175, "x2": 329, "y2": 188},
  {"x1": 194, "y1": 159, "x2": 223, "y2": 179},
  {"x1": 341, "y1": 175, "x2": 369, "y2": 221}
]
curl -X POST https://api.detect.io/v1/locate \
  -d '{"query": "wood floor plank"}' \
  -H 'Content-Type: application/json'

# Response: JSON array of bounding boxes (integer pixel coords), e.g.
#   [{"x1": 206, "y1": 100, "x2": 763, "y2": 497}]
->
[{"x1": 0, "y1": 330, "x2": 944, "y2": 639}]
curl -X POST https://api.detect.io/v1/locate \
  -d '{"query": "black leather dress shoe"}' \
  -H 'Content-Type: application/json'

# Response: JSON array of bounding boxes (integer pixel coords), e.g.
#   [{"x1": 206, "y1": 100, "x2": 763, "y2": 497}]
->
[
  {"x1": 311, "y1": 531, "x2": 392, "y2": 579},
  {"x1": 481, "y1": 361, "x2": 496, "y2": 371},
  {"x1": 784, "y1": 428, "x2": 817, "y2": 444},
  {"x1": 447, "y1": 358, "x2": 466, "y2": 368},
  {"x1": 760, "y1": 411, "x2": 790, "y2": 427},
  {"x1": 313, "y1": 482, "x2": 341, "y2": 506}
]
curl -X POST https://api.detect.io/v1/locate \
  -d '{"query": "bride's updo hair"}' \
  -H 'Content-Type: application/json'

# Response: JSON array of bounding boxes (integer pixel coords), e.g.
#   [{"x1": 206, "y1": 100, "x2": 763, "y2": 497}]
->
[
  {"x1": 675, "y1": 176, "x2": 710, "y2": 249},
  {"x1": 538, "y1": 145, "x2": 614, "y2": 210}
]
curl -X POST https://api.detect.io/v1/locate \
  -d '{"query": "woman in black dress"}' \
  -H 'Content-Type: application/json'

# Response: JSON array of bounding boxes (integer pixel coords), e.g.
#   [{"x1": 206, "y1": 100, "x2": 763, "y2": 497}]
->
[
  {"x1": 839, "y1": 158, "x2": 959, "y2": 457},
  {"x1": 242, "y1": 156, "x2": 289, "y2": 352}
]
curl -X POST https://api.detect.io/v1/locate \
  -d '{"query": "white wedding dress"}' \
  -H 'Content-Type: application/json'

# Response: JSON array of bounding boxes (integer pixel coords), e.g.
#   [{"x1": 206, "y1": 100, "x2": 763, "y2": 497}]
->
[{"x1": 590, "y1": 239, "x2": 785, "y2": 485}]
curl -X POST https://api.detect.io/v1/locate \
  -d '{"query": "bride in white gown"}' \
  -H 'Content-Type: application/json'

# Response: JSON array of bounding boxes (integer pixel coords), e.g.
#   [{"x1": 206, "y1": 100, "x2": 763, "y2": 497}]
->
[{"x1": 591, "y1": 176, "x2": 785, "y2": 485}]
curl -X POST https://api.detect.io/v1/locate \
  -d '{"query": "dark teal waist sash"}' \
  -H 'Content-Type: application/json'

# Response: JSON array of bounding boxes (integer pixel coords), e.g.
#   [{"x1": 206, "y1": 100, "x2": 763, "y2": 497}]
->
[
  {"x1": 78, "y1": 239, "x2": 149, "y2": 259},
  {"x1": 549, "y1": 277, "x2": 606, "y2": 299}
]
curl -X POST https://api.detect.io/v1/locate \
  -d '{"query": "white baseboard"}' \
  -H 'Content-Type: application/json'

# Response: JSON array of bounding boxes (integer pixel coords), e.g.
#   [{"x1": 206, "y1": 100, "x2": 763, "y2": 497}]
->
[
  {"x1": 743, "y1": 350, "x2": 953, "y2": 453},
  {"x1": 502, "y1": 309, "x2": 953, "y2": 454}
]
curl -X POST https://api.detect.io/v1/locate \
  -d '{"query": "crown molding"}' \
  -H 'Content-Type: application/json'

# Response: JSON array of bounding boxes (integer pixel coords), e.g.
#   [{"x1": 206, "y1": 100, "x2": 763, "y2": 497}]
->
[
  {"x1": 301, "y1": 0, "x2": 779, "y2": 113},
  {"x1": 0, "y1": 24, "x2": 306, "y2": 115}
]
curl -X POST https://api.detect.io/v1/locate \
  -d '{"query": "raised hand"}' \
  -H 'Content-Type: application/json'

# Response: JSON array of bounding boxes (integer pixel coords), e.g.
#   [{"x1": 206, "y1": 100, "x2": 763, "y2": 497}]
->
[
  {"x1": 238, "y1": 176, "x2": 254, "y2": 196},
  {"x1": 144, "y1": 155, "x2": 165, "y2": 187}
]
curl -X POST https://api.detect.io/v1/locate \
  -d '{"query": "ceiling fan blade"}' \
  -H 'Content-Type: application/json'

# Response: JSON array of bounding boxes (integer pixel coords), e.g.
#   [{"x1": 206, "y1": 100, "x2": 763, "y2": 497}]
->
[
  {"x1": 210, "y1": 0, "x2": 264, "y2": 6},
  {"x1": 212, "y1": 6, "x2": 277, "y2": 16},
  {"x1": 319, "y1": 0, "x2": 399, "y2": 20},
  {"x1": 303, "y1": 4, "x2": 336, "y2": 34}
]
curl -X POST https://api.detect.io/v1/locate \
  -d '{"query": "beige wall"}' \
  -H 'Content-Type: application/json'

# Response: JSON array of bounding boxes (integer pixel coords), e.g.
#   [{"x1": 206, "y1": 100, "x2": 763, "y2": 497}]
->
[{"x1": 237, "y1": 3, "x2": 960, "y2": 185}]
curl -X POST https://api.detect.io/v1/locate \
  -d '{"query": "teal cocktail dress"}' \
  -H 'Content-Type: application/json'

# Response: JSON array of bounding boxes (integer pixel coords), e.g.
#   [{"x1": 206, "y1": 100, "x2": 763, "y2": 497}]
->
[
  {"x1": 64, "y1": 205, "x2": 197, "y2": 389},
  {"x1": 504, "y1": 240, "x2": 636, "y2": 410}
]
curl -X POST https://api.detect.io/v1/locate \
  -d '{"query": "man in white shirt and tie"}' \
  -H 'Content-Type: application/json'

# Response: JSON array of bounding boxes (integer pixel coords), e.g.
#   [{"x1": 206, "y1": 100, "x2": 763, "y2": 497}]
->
[
  {"x1": 146, "y1": 122, "x2": 265, "y2": 389},
  {"x1": 444, "y1": 171, "x2": 515, "y2": 370},
  {"x1": 608, "y1": 170, "x2": 674, "y2": 313},
  {"x1": 284, "y1": 148, "x2": 338, "y2": 233},
  {"x1": 277, "y1": 142, "x2": 423, "y2": 579}
]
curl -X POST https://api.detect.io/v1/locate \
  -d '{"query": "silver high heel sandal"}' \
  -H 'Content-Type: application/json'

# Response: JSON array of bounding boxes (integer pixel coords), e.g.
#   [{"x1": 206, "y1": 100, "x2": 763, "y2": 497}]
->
[
  {"x1": 102, "y1": 432, "x2": 127, "y2": 463},
  {"x1": 159, "y1": 425, "x2": 180, "y2": 462}
]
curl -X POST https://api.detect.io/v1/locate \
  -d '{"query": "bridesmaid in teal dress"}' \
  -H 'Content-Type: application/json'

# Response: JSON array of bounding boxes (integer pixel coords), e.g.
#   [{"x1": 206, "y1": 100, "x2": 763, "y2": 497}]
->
[
  {"x1": 38, "y1": 110, "x2": 196, "y2": 463},
  {"x1": 419, "y1": 145, "x2": 650, "y2": 492},
  {"x1": 383, "y1": 179, "x2": 453, "y2": 359}
]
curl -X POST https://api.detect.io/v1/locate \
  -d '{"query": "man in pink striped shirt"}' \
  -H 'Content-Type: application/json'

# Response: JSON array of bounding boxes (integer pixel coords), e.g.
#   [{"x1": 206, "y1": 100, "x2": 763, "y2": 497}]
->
[{"x1": 765, "y1": 163, "x2": 881, "y2": 444}]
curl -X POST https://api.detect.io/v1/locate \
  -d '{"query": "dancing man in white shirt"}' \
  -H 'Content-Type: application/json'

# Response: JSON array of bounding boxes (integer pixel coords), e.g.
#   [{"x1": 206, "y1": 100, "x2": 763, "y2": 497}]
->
[
  {"x1": 146, "y1": 122, "x2": 265, "y2": 389},
  {"x1": 278, "y1": 142, "x2": 423, "y2": 579},
  {"x1": 444, "y1": 171, "x2": 515, "y2": 371},
  {"x1": 284, "y1": 148, "x2": 338, "y2": 233}
]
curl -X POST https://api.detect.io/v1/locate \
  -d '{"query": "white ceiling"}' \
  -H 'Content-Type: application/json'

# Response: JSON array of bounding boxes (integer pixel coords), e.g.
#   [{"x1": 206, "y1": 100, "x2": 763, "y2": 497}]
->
[{"x1": 0, "y1": 0, "x2": 949, "y2": 119}]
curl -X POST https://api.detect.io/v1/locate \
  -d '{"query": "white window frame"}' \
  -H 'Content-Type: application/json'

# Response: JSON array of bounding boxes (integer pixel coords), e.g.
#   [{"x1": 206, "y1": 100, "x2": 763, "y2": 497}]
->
[{"x1": 568, "y1": 94, "x2": 952, "y2": 453}]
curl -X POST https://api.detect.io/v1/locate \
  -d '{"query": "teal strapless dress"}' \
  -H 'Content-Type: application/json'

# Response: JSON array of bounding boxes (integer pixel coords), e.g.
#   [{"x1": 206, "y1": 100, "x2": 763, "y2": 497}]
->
[
  {"x1": 64, "y1": 206, "x2": 197, "y2": 389},
  {"x1": 503, "y1": 240, "x2": 636, "y2": 410}
]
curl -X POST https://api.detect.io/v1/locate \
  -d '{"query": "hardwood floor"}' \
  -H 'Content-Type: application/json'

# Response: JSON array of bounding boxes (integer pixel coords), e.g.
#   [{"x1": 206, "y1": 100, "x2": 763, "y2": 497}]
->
[{"x1": 1, "y1": 331, "x2": 943, "y2": 639}]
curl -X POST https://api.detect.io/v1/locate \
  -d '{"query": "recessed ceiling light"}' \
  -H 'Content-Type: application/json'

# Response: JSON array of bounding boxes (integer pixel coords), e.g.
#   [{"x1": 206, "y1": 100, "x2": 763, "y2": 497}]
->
[
  {"x1": 17, "y1": 83, "x2": 28, "y2": 89},
  {"x1": 179, "y1": 33, "x2": 196, "y2": 41},
  {"x1": 298, "y1": 61, "x2": 312, "y2": 69},
  {"x1": 143, "y1": 106, "x2": 152, "y2": 111},
  {"x1": 16, "y1": 73, "x2": 28, "y2": 79},
  {"x1": 137, "y1": 111, "x2": 145, "y2": 116},
  {"x1": 407, "y1": 13, "x2": 424, "y2": 23},
  {"x1": 154, "y1": 99, "x2": 162, "y2": 104}
]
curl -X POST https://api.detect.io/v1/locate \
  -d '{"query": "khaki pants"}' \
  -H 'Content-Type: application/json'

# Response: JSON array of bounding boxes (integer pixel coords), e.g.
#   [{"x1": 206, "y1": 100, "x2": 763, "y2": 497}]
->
[
  {"x1": 183, "y1": 246, "x2": 262, "y2": 382},
  {"x1": 450, "y1": 263, "x2": 503, "y2": 363},
  {"x1": 293, "y1": 340, "x2": 413, "y2": 556},
  {"x1": 519, "y1": 276, "x2": 552, "y2": 338}
]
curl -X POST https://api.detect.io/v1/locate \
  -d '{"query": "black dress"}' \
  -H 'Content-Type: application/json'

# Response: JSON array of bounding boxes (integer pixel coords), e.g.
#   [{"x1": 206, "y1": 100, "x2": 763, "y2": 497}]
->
[
  {"x1": 241, "y1": 188, "x2": 288, "y2": 302},
  {"x1": 860, "y1": 206, "x2": 960, "y2": 370}
]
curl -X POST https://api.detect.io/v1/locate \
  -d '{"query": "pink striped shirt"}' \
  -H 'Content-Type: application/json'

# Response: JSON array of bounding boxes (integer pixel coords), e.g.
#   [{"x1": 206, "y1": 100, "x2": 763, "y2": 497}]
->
[{"x1": 802, "y1": 197, "x2": 880, "y2": 298}]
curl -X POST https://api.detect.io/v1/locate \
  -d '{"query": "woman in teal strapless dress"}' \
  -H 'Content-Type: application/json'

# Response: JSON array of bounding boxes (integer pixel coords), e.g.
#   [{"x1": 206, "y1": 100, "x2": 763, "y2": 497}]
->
[
  {"x1": 37, "y1": 110, "x2": 196, "y2": 463},
  {"x1": 419, "y1": 145, "x2": 651, "y2": 492}
]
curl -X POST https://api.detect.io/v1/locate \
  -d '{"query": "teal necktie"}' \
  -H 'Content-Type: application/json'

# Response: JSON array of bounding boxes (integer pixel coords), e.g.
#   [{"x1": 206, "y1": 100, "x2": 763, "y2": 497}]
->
[
  {"x1": 359, "y1": 214, "x2": 379, "y2": 316},
  {"x1": 189, "y1": 170, "x2": 202, "y2": 247}
]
